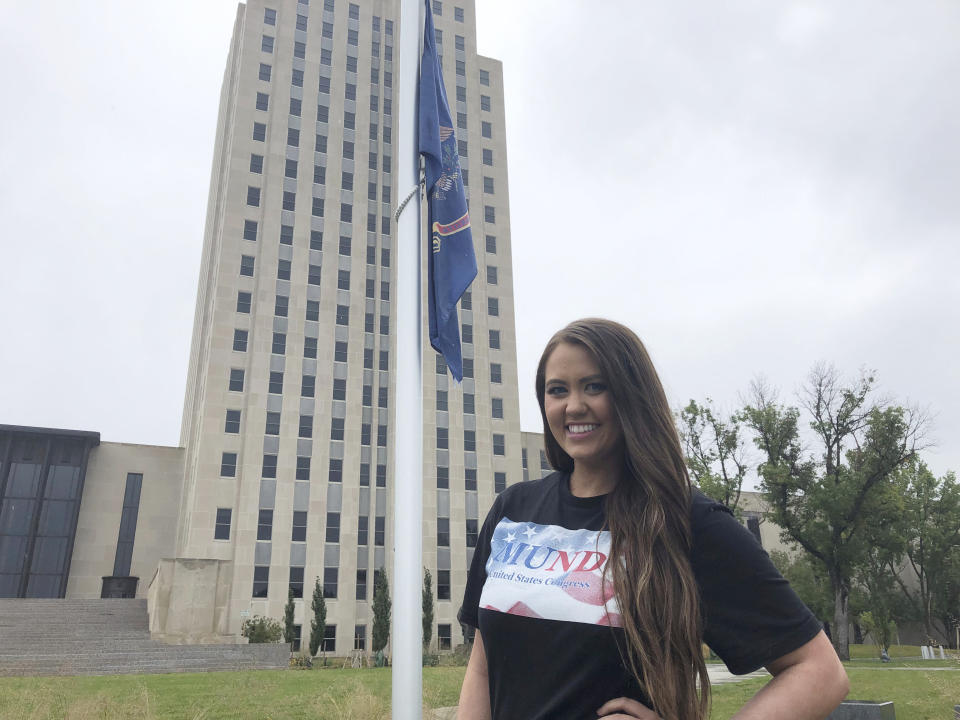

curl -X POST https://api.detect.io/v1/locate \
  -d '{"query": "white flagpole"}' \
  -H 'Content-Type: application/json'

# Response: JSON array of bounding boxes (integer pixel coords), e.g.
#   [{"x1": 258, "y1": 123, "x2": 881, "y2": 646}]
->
[{"x1": 393, "y1": 0, "x2": 423, "y2": 717}]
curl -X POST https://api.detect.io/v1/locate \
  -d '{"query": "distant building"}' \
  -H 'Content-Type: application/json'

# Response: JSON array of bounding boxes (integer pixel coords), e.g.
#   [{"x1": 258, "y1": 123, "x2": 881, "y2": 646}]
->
[{"x1": 1, "y1": 0, "x2": 522, "y2": 654}]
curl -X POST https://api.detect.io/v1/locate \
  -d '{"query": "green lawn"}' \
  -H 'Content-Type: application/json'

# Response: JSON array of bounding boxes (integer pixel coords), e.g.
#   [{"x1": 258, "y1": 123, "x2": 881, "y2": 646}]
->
[{"x1": 0, "y1": 664, "x2": 957, "y2": 719}]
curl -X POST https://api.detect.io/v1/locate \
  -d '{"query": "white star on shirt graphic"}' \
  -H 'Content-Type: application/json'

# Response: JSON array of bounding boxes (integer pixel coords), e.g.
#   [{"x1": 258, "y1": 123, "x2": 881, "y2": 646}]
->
[
  {"x1": 504, "y1": 532, "x2": 516, "y2": 543},
  {"x1": 522, "y1": 525, "x2": 538, "y2": 540}
]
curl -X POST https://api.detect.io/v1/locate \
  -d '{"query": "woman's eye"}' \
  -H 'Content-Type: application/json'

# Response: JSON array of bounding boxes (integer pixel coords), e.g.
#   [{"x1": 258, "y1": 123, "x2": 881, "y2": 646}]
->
[
  {"x1": 585, "y1": 382, "x2": 606, "y2": 393},
  {"x1": 546, "y1": 386, "x2": 566, "y2": 396}
]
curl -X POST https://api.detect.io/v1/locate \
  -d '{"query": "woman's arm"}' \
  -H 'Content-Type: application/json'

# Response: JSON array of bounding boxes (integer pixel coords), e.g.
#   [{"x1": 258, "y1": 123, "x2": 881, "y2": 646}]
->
[
  {"x1": 456, "y1": 632, "x2": 492, "y2": 720},
  {"x1": 731, "y1": 631, "x2": 849, "y2": 720}
]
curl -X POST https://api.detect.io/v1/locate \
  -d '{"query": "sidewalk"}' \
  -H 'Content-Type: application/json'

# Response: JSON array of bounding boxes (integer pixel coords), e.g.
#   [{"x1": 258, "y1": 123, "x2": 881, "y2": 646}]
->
[{"x1": 430, "y1": 666, "x2": 769, "y2": 718}]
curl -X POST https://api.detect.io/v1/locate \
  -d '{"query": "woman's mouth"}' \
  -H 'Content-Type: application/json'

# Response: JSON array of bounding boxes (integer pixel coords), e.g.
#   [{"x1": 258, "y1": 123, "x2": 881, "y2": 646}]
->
[{"x1": 566, "y1": 423, "x2": 598, "y2": 437}]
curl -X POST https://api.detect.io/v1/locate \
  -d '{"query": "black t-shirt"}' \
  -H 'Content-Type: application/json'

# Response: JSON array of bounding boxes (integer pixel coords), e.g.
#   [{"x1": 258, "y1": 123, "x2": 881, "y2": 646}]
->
[{"x1": 458, "y1": 472, "x2": 822, "y2": 720}]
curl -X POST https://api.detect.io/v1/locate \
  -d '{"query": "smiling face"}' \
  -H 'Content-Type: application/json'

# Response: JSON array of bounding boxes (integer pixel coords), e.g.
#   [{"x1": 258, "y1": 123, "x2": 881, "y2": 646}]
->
[{"x1": 543, "y1": 342, "x2": 625, "y2": 480}]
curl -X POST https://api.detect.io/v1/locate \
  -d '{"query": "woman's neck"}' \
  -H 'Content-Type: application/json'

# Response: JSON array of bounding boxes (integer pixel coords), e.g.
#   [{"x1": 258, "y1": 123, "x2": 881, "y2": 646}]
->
[{"x1": 569, "y1": 462, "x2": 619, "y2": 498}]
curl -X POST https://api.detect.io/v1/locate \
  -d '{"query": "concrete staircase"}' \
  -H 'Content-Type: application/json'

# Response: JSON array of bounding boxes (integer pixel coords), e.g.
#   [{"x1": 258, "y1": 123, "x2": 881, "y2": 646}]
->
[{"x1": 0, "y1": 599, "x2": 289, "y2": 676}]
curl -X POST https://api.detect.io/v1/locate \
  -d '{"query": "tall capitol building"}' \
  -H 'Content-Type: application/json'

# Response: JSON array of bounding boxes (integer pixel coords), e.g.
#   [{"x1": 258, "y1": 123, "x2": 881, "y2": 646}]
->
[{"x1": 177, "y1": 0, "x2": 521, "y2": 651}]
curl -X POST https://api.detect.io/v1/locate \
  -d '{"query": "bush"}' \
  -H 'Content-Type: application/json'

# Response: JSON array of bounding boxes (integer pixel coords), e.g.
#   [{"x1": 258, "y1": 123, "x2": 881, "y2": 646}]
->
[
  {"x1": 438, "y1": 643, "x2": 472, "y2": 666},
  {"x1": 422, "y1": 653, "x2": 439, "y2": 667},
  {"x1": 241, "y1": 615, "x2": 284, "y2": 643},
  {"x1": 289, "y1": 654, "x2": 313, "y2": 669}
]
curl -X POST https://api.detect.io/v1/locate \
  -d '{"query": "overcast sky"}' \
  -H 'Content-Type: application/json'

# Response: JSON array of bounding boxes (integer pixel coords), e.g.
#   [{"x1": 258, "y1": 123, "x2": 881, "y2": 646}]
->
[{"x1": 1, "y1": 1, "x2": 957, "y2": 481}]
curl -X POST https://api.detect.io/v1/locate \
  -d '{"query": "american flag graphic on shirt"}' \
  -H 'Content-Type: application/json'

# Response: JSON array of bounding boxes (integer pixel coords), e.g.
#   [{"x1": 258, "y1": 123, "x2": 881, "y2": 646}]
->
[{"x1": 479, "y1": 517, "x2": 623, "y2": 627}]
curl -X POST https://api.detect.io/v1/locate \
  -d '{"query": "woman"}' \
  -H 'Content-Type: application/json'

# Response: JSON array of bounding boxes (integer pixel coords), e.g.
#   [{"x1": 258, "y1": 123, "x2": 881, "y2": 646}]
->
[{"x1": 457, "y1": 319, "x2": 848, "y2": 720}]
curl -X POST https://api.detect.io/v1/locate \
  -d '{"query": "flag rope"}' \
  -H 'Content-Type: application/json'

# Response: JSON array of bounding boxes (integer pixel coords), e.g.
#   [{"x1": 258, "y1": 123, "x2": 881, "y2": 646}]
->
[{"x1": 394, "y1": 168, "x2": 425, "y2": 223}]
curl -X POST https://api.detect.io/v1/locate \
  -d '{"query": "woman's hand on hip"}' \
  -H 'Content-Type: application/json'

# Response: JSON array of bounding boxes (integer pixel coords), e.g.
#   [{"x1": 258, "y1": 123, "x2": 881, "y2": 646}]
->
[{"x1": 595, "y1": 697, "x2": 662, "y2": 719}]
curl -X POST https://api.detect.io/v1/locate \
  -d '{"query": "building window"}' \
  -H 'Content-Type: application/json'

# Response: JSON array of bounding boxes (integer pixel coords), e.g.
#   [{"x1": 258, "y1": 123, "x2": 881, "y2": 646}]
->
[
  {"x1": 264, "y1": 7, "x2": 276, "y2": 25},
  {"x1": 262, "y1": 454, "x2": 277, "y2": 479},
  {"x1": 479, "y1": 69, "x2": 489, "y2": 85},
  {"x1": 483, "y1": 148, "x2": 493, "y2": 166},
  {"x1": 494, "y1": 472, "x2": 506, "y2": 493},
  {"x1": 229, "y1": 368, "x2": 245, "y2": 392},
  {"x1": 306, "y1": 299, "x2": 320, "y2": 321},
  {"x1": 465, "y1": 467, "x2": 477, "y2": 491},
  {"x1": 240, "y1": 255, "x2": 255, "y2": 276},
  {"x1": 292, "y1": 68, "x2": 304, "y2": 87},
  {"x1": 464, "y1": 430, "x2": 476, "y2": 452},
  {"x1": 360, "y1": 463, "x2": 370, "y2": 486},
  {"x1": 322, "y1": 623, "x2": 337, "y2": 650},
  {"x1": 308, "y1": 264, "x2": 322, "y2": 285},
  {"x1": 274, "y1": 295, "x2": 288, "y2": 317},
  {"x1": 294, "y1": 41, "x2": 306, "y2": 60},
  {"x1": 437, "y1": 570, "x2": 450, "y2": 600},
  {"x1": 337, "y1": 268, "x2": 351, "y2": 290},
  {"x1": 264, "y1": 411, "x2": 281, "y2": 435},
  {"x1": 489, "y1": 329, "x2": 501, "y2": 350},
  {"x1": 484, "y1": 205, "x2": 495, "y2": 223},
  {"x1": 481, "y1": 121, "x2": 491, "y2": 139},
  {"x1": 339, "y1": 235, "x2": 351, "y2": 255},
  {"x1": 323, "y1": 568, "x2": 338, "y2": 599},
  {"x1": 269, "y1": 371, "x2": 283, "y2": 394},
  {"x1": 461, "y1": 323, "x2": 472, "y2": 344},
  {"x1": 309, "y1": 229, "x2": 322, "y2": 250},
  {"x1": 289, "y1": 567, "x2": 304, "y2": 599},
  {"x1": 296, "y1": 13, "x2": 307, "y2": 30},
  {"x1": 357, "y1": 515, "x2": 369, "y2": 546},
  {"x1": 253, "y1": 122, "x2": 266, "y2": 141},
  {"x1": 454, "y1": 6, "x2": 464, "y2": 21},
  {"x1": 493, "y1": 434, "x2": 505, "y2": 456},
  {"x1": 277, "y1": 259, "x2": 291, "y2": 281},
  {"x1": 237, "y1": 291, "x2": 252, "y2": 313},
  {"x1": 488, "y1": 297, "x2": 499, "y2": 317},
  {"x1": 246, "y1": 186, "x2": 260, "y2": 207},
  {"x1": 462, "y1": 358, "x2": 473, "y2": 378},
  {"x1": 215, "y1": 508, "x2": 232, "y2": 540},
  {"x1": 432, "y1": 0, "x2": 442, "y2": 15},
  {"x1": 299, "y1": 414, "x2": 313, "y2": 438},
  {"x1": 436, "y1": 427, "x2": 448, "y2": 450},
  {"x1": 296, "y1": 457, "x2": 310, "y2": 481},
  {"x1": 455, "y1": 59, "x2": 465, "y2": 76},
  {"x1": 333, "y1": 378, "x2": 346, "y2": 401},
  {"x1": 257, "y1": 509, "x2": 273, "y2": 541},
  {"x1": 262, "y1": 35, "x2": 274, "y2": 53},
  {"x1": 486, "y1": 265, "x2": 498, "y2": 284},
  {"x1": 292, "y1": 511, "x2": 308, "y2": 542},
  {"x1": 376, "y1": 464, "x2": 387, "y2": 488},
  {"x1": 375, "y1": 516, "x2": 385, "y2": 546},
  {"x1": 220, "y1": 452, "x2": 237, "y2": 478},
  {"x1": 354, "y1": 624, "x2": 366, "y2": 651},
  {"x1": 492, "y1": 397, "x2": 504, "y2": 419},
  {"x1": 356, "y1": 570, "x2": 367, "y2": 600},
  {"x1": 437, "y1": 466, "x2": 449, "y2": 489},
  {"x1": 233, "y1": 329, "x2": 248, "y2": 352},
  {"x1": 378, "y1": 386, "x2": 388, "y2": 408},
  {"x1": 255, "y1": 92, "x2": 269, "y2": 112},
  {"x1": 347, "y1": 29, "x2": 358, "y2": 46},
  {"x1": 437, "y1": 517, "x2": 449, "y2": 546},
  {"x1": 272, "y1": 332, "x2": 287, "y2": 355},
  {"x1": 285, "y1": 158, "x2": 298, "y2": 178},
  {"x1": 466, "y1": 519, "x2": 478, "y2": 547},
  {"x1": 334, "y1": 341, "x2": 348, "y2": 362},
  {"x1": 302, "y1": 374, "x2": 316, "y2": 398},
  {"x1": 252, "y1": 566, "x2": 269, "y2": 598},
  {"x1": 331, "y1": 417, "x2": 344, "y2": 440},
  {"x1": 224, "y1": 409, "x2": 241, "y2": 433},
  {"x1": 436, "y1": 390, "x2": 447, "y2": 411},
  {"x1": 490, "y1": 362, "x2": 502, "y2": 384},
  {"x1": 463, "y1": 393, "x2": 475, "y2": 415},
  {"x1": 304, "y1": 336, "x2": 317, "y2": 359},
  {"x1": 377, "y1": 424, "x2": 387, "y2": 447},
  {"x1": 329, "y1": 458, "x2": 343, "y2": 483},
  {"x1": 280, "y1": 225, "x2": 294, "y2": 245},
  {"x1": 326, "y1": 512, "x2": 340, "y2": 543},
  {"x1": 336, "y1": 304, "x2": 350, "y2": 326},
  {"x1": 483, "y1": 177, "x2": 494, "y2": 195},
  {"x1": 259, "y1": 63, "x2": 272, "y2": 82},
  {"x1": 480, "y1": 94, "x2": 490, "y2": 111},
  {"x1": 438, "y1": 624, "x2": 452, "y2": 650},
  {"x1": 461, "y1": 291, "x2": 472, "y2": 310}
]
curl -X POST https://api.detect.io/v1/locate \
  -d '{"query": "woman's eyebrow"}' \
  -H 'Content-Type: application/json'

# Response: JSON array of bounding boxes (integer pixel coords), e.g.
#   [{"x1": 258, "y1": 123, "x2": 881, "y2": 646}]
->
[{"x1": 579, "y1": 374, "x2": 604, "y2": 384}]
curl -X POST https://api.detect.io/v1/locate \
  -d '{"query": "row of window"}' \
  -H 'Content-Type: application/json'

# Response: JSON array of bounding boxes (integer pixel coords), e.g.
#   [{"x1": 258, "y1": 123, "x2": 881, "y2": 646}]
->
[
  {"x1": 220, "y1": 451, "x2": 389, "y2": 485},
  {"x1": 435, "y1": 467, "x2": 506, "y2": 493},
  {"x1": 435, "y1": 429, "x2": 506, "y2": 455},
  {"x1": 432, "y1": 1, "x2": 465, "y2": 23}
]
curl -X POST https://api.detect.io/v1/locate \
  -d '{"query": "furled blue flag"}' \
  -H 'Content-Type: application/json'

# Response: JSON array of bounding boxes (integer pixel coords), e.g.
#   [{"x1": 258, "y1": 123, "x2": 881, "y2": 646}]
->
[{"x1": 419, "y1": 0, "x2": 476, "y2": 381}]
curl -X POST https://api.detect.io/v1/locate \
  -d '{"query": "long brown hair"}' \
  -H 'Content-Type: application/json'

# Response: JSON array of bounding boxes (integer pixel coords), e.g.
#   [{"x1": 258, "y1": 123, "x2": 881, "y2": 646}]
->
[{"x1": 536, "y1": 318, "x2": 709, "y2": 720}]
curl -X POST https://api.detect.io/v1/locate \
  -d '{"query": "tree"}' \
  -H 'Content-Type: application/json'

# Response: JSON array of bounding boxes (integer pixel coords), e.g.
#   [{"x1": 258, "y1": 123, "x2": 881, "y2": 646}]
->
[
  {"x1": 769, "y1": 550, "x2": 834, "y2": 626},
  {"x1": 859, "y1": 611, "x2": 897, "y2": 655},
  {"x1": 240, "y1": 615, "x2": 283, "y2": 643},
  {"x1": 743, "y1": 367, "x2": 925, "y2": 660},
  {"x1": 677, "y1": 398, "x2": 750, "y2": 512},
  {"x1": 309, "y1": 576, "x2": 326, "y2": 659},
  {"x1": 423, "y1": 568, "x2": 434, "y2": 651},
  {"x1": 889, "y1": 460, "x2": 960, "y2": 643},
  {"x1": 283, "y1": 587, "x2": 296, "y2": 649},
  {"x1": 372, "y1": 567, "x2": 391, "y2": 658}
]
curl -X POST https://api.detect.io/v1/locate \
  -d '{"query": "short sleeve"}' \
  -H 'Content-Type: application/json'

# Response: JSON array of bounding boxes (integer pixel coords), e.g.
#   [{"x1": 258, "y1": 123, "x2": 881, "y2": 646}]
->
[
  {"x1": 692, "y1": 501, "x2": 823, "y2": 674},
  {"x1": 457, "y1": 492, "x2": 505, "y2": 629}
]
